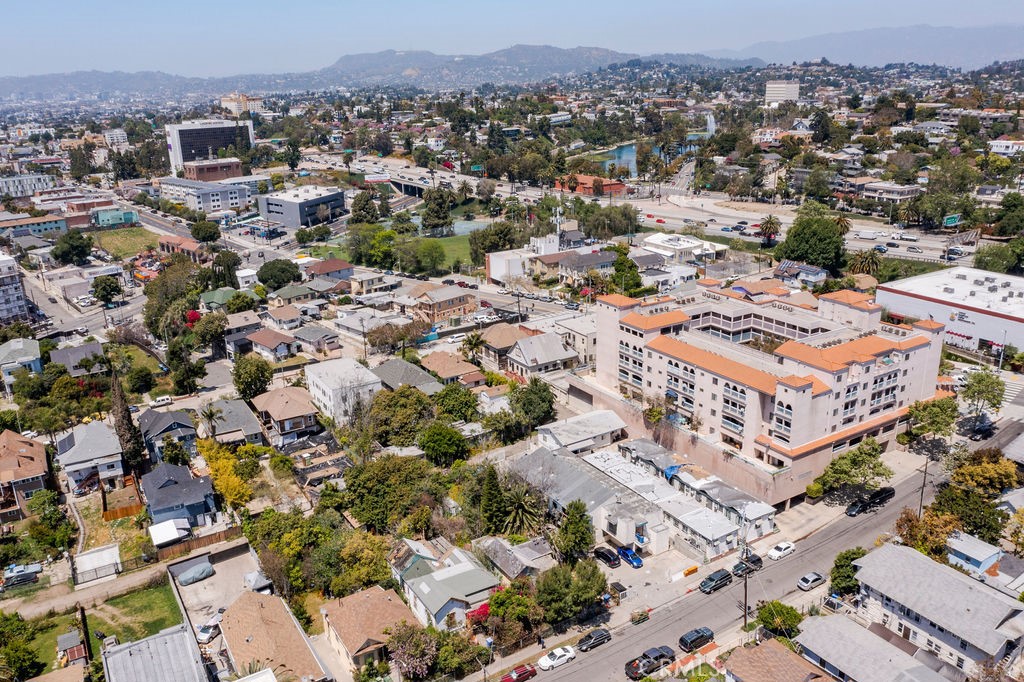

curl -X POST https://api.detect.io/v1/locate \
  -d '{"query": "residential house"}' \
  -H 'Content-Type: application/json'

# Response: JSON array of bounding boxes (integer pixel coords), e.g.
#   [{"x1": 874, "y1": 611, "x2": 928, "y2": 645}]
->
[
  {"x1": 304, "y1": 258, "x2": 353, "y2": 281},
  {"x1": 221, "y1": 592, "x2": 331, "y2": 682},
  {"x1": 49, "y1": 342, "x2": 106, "y2": 378},
  {"x1": 305, "y1": 358, "x2": 382, "y2": 426},
  {"x1": 55, "y1": 629, "x2": 89, "y2": 668},
  {"x1": 473, "y1": 536, "x2": 556, "y2": 582},
  {"x1": 140, "y1": 463, "x2": 215, "y2": 526},
  {"x1": 320, "y1": 586, "x2": 417, "y2": 673},
  {"x1": 138, "y1": 409, "x2": 197, "y2": 461},
  {"x1": 420, "y1": 351, "x2": 478, "y2": 385},
  {"x1": 723, "y1": 638, "x2": 826, "y2": 682},
  {"x1": 558, "y1": 250, "x2": 617, "y2": 287},
  {"x1": 796, "y1": 616, "x2": 947, "y2": 682},
  {"x1": 0, "y1": 337, "x2": 41, "y2": 396},
  {"x1": 0, "y1": 430, "x2": 48, "y2": 521},
  {"x1": 556, "y1": 315, "x2": 598, "y2": 366},
  {"x1": 268, "y1": 284, "x2": 314, "y2": 308},
  {"x1": 349, "y1": 272, "x2": 390, "y2": 297},
  {"x1": 412, "y1": 285, "x2": 477, "y2": 324},
  {"x1": 554, "y1": 174, "x2": 626, "y2": 196},
  {"x1": 101, "y1": 624, "x2": 208, "y2": 682},
  {"x1": 236, "y1": 268, "x2": 259, "y2": 288},
  {"x1": 225, "y1": 310, "x2": 262, "y2": 336},
  {"x1": 536, "y1": 411, "x2": 626, "y2": 455},
  {"x1": 267, "y1": 304, "x2": 303, "y2": 331},
  {"x1": 157, "y1": 234, "x2": 204, "y2": 263},
  {"x1": 473, "y1": 383, "x2": 511, "y2": 415},
  {"x1": 505, "y1": 332, "x2": 578, "y2": 377},
  {"x1": 201, "y1": 399, "x2": 264, "y2": 445},
  {"x1": 371, "y1": 358, "x2": 443, "y2": 396},
  {"x1": 853, "y1": 543, "x2": 1024, "y2": 676},
  {"x1": 56, "y1": 421, "x2": 124, "y2": 489},
  {"x1": 306, "y1": 276, "x2": 350, "y2": 298},
  {"x1": 246, "y1": 328, "x2": 296, "y2": 363},
  {"x1": 293, "y1": 325, "x2": 341, "y2": 354},
  {"x1": 773, "y1": 260, "x2": 829, "y2": 289},
  {"x1": 251, "y1": 386, "x2": 320, "y2": 446},
  {"x1": 947, "y1": 531, "x2": 1003, "y2": 575},
  {"x1": 388, "y1": 537, "x2": 499, "y2": 630},
  {"x1": 200, "y1": 287, "x2": 258, "y2": 313},
  {"x1": 479, "y1": 323, "x2": 536, "y2": 370}
]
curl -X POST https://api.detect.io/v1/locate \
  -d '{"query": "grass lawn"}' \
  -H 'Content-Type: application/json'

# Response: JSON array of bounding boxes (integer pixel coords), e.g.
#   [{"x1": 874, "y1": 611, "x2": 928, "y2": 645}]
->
[
  {"x1": 684, "y1": 663, "x2": 724, "y2": 681},
  {"x1": 92, "y1": 227, "x2": 159, "y2": 260},
  {"x1": 307, "y1": 233, "x2": 472, "y2": 270},
  {"x1": 29, "y1": 613, "x2": 78, "y2": 672},
  {"x1": 876, "y1": 257, "x2": 949, "y2": 284},
  {"x1": 302, "y1": 592, "x2": 328, "y2": 635},
  {"x1": 118, "y1": 345, "x2": 173, "y2": 398}
]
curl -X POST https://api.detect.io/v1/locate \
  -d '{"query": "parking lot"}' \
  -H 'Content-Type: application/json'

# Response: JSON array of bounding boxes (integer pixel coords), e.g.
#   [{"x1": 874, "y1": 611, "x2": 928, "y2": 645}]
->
[
  {"x1": 174, "y1": 547, "x2": 259, "y2": 630},
  {"x1": 598, "y1": 547, "x2": 697, "y2": 610}
]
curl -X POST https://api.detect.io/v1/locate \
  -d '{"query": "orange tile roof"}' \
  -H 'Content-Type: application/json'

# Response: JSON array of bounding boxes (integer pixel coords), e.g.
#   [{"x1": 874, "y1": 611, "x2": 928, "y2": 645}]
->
[
  {"x1": 913, "y1": 319, "x2": 945, "y2": 331},
  {"x1": 779, "y1": 375, "x2": 833, "y2": 396},
  {"x1": 639, "y1": 295, "x2": 676, "y2": 308},
  {"x1": 818, "y1": 289, "x2": 881, "y2": 311},
  {"x1": 647, "y1": 335, "x2": 778, "y2": 394},
  {"x1": 620, "y1": 310, "x2": 690, "y2": 331},
  {"x1": 596, "y1": 294, "x2": 639, "y2": 309},
  {"x1": 776, "y1": 334, "x2": 931, "y2": 372},
  {"x1": 696, "y1": 278, "x2": 721, "y2": 287},
  {"x1": 221, "y1": 592, "x2": 326, "y2": 681}
]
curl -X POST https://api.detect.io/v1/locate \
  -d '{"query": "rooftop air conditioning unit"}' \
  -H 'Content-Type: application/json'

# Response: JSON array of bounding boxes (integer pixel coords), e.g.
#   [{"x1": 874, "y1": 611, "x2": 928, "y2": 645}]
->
[
  {"x1": 1002, "y1": 281, "x2": 1012, "y2": 288},
  {"x1": 969, "y1": 291, "x2": 976, "y2": 296},
  {"x1": 942, "y1": 287, "x2": 955, "y2": 294},
  {"x1": 988, "y1": 286, "x2": 999, "y2": 293},
  {"x1": 955, "y1": 273, "x2": 967, "y2": 280},
  {"x1": 974, "y1": 279, "x2": 985, "y2": 286}
]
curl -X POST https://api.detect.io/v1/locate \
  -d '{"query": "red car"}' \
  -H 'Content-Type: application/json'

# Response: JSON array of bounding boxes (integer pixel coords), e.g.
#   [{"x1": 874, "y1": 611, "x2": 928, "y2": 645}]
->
[
  {"x1": 656, "y1": 218, "x2": 666, "y2": 224},
  {"x1": 500, "y1": 665, "x2": 537, "y2": 682},
  {"x1": 480, "y1": 300, "x2": 493, "y2": 308}
]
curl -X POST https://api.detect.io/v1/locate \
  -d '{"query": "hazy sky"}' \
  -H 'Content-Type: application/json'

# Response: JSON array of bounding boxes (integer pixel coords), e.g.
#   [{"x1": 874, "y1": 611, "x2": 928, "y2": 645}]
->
[{"x1": 5, "y1": 0, "x2": 1024, "y2": 77}]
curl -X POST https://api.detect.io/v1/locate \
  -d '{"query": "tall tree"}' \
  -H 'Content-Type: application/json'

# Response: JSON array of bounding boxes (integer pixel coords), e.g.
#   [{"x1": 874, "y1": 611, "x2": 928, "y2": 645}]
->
[
  {"x1": 350, "y1": 191, "x2": 380, "y2": 224},
  {"x1": 554, "y1": 499, "x2": 593, "y2": 565},
  {"x1": 960, "y1": 368, "x2": 1005, "y2": 417},
  {"x1": 774, "y1": 201, "x2": 846, "y2": 274},
  {"x1": 199, "y1": 402, "x2": 224, "y2": 437},
  {"x1": 51, "y1": 231, "x2": 93, "y2": 265},
  {"x1": 815, "y1": 437, "x2": 893, "y2": 492},
  {"x1": 847, "y1": 249, "x2": 881, "y2": 276},
  {"x1": 830, "y1": 547, "x2": 867, "y2": 595},
  {"x1": 480, "y1": 465, "x2": 507, "y2": 534},
  {"x1": 91, "y1": 275, "x2": 123, "y2": 305},
  {"x1": 110, "y1": 368, "x2": 146, "y2": 474},
  {"x1": 757, "y1": 215, "x2": 781, "y2": 246},
  {"x1": 233, "y1": 353, "x2": 273, "y2": 399}
]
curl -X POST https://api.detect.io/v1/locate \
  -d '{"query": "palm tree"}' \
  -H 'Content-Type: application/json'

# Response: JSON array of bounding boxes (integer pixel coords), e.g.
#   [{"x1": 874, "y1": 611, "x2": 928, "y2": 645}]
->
[
  {"x1": 566, "y1": 174, "x2": 579, "y2": 193},
  {"x1": 834, "y1": 213, "x2": 852, "y2": 236},
  {"x1": 457, "y1": 180, "x2": 472, "y2": 204},
  {"x1": 502, "y1": 485, "x2": 543, "y2": 536},
  {"x1": 757, "y1": 215, "x2": 782, "y2": 246},
  {"x1": 199, "y1": 402, "x2": 224, "y2": 437},
  {"x1": 848, "y1": 249, "x2": 882, "y2": 276},
  {"x1": 896, "y1": 202, "x2": 918, "y2": 226},
  {"x1": 460, "y1": 332, "x2": 484, "y2": 361}
]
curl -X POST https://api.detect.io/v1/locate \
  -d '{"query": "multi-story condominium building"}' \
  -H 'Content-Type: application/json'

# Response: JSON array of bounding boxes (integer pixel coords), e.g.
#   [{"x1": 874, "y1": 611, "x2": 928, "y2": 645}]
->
[
  {"x1": 102, "y1": 129, "x2": 129, "y2": 147},
  {"x1": 567, "y1": 283, "x2": 944, "y2": 507},
  {"x1": 854, "y1": 544, "x2": 1024, "y2": 678},
  {"x1": 164, "y1": 119, "x2": 255, "y2": 173},
  {"x1": 304, "y1": 358, "x2": 382, "y2": 426},
  {"x1": 863, "y1": 181, "x2": 923, "y2": 204},
  {"x1": 220, "y1": 93, "x2": 267, "y2": 116},
  {"x1": 157, "y1": 177, "x2": 250, "y2": 213},
  {"x1": 764, "y1": 80, "x2": 800, "y2": 105},
  {"x1": 0, "y1": 173, "x2": 56, "y2": 198},
  {"x1": 0, "y1": 255, "x2": 29, "y2": 324}
]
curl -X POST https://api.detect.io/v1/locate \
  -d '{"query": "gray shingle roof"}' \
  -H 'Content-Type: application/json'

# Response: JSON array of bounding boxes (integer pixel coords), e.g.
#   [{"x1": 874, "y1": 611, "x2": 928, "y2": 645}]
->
[
  {"x1": 56, "y1": 421, "x2": 122, "y2": 467},
  {"x1": 371, "y1": 358, "x2": 443, "y2": 395},
  {"x1": 406, "y1": 562, "x2": 498, "y2": 615},
  {"x1": 795, "y1": 616, "x2": 947, "y2": 682},
  {"x1": 138, "y1": 409, "x2": 195, "y2": 444},
  {"x1": 50, "y1": 342, "x2": 105, "y2": 377},
  {"x1": 855, "y1": 544, "x2": 1024, "y2": 655},
  {"x1": 140, "y1": 463, "x2": 213, "y2": 514},
  {"x1": 207, "y1": 399, "x2": 263, "y2": 441},
  {"x1": 0, "y1": 337, "x2": 39, "y2": 366}
]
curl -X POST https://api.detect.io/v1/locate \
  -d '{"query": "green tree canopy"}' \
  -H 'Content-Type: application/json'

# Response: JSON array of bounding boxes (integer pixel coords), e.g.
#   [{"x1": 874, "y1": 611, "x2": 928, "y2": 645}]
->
[
  {"x1": 755, "y1": 600, "x2": 803, "y2": 637},
  {"x1": 257, "y1": 258, "x2": 301, "y2": 291},
  {"x1": 233, "y1": 353, "x2": 273, "y2": 399},
  {"x1": 190, "y1": 220, "x2": 221, "y2": 243},
  {"x1": 961, "y1": 367, "x2": 1005, "y2": 416},
  {"x1": 554, "y1": 499, "x2": 594, "y2": 565},
  {"x1": 91, "y1": 275, "x2": 123, "y2": 304},
  {"x1": 774, "y1": 202, "x2": 846, "y2": 274},
  {"x1": 433, "y1": 382, "x2": 479, "y2": 422},
  {"x1": 418, "y1": 421, "x2": 468, "y2": 467},
  {"x1": 343, "y1": 455, "x2": 435, "y2": 533},
  {"x1": 51, "y1": 230, "x2": 93, "y2": 265},
  {"x1": 830, "y1": 547, "x2": 868, "y2": 596},
  {"x1": 369, "y1": 385, "x2": 437, "y2": 447},
  {"x1": 815, "y1": 437, "x2": 893, "y2": 492},
  {"x1": 350, "y1": 191, "x2": 380, "y2": 224}
]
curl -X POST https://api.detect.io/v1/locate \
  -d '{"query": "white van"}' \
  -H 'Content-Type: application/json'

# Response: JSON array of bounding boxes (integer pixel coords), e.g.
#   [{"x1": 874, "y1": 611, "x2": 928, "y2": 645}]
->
[{"x1": 150, "y1": 396, "x2": 173, "y2": 408}]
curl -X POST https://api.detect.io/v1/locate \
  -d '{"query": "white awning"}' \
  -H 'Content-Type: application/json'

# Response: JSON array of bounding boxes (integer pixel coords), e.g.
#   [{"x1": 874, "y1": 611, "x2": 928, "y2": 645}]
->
[{"x1": 149, "y1": 519, "x2": 191, "y2": 547}]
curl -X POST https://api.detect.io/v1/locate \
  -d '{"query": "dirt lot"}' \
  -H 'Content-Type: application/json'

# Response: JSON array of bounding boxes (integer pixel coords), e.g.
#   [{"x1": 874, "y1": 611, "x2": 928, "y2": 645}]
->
[{"x1": 74, "y1": 493, "x2": 150, "y2": 560}]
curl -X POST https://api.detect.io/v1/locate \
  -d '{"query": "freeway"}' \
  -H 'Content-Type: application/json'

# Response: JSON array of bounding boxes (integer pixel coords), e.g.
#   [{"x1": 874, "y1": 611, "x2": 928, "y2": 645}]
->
[{"x1": 553, "y1": 470, "x2": 936, "y2": 682}]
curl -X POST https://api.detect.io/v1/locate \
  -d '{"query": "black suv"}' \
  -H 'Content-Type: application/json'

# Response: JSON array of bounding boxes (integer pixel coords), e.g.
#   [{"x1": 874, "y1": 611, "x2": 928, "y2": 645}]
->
[
  {"x1": 699, "y1": 569, "x2": 733, "y2": 594},
  {"x1": 845, "y1": 486, "x2": 896, "y2": 516},
  {"x1": 731, "y1": 552, "x2": 763, "y2": 577},
  {"x1": 593, "y1": 546, "x2": 620, "y2": 568},
  {"x1": 577, "y1": 628, "x2": 611, "y2": 652},
  {"x1": 678, "y1": 627, "x2": 714, "y2": 653},
  {"x1": 625, "y1": 646, "x2": 676, "y2": 680}
]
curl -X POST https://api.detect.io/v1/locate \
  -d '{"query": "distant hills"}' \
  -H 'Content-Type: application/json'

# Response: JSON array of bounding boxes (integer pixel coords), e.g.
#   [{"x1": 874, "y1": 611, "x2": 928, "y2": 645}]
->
[
  {"x1": 3, "y1": 26, "x2": 1024, "y2": 101},
  {"x1": 708, "y1": 24, "x2": 1024, "y2": 69},
  {"x1": 0, "y1": 45, "x2": 759, "y2": 100}
]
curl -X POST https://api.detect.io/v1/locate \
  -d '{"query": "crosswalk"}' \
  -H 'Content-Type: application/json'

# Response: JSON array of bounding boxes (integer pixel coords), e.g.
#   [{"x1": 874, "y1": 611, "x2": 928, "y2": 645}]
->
[{"x1": 1005, "y1": 380, "x2": 1024, "y2": 406}]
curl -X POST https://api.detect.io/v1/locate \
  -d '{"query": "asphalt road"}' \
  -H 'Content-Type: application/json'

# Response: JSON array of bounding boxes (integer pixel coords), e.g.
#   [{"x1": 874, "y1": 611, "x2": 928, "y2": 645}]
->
[{"x1": 553, "y1": 470, "x2": 936, "y2": 682}]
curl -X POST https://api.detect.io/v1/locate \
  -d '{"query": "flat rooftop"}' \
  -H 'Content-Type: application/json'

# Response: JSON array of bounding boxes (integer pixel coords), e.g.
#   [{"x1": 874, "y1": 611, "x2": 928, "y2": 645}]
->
[
  {"x1": 265, "y1": 185, "x2": 342, "y2": 201},
  {"x1": 877, "y1": 266, "x2": 1024, "y2": 320}
]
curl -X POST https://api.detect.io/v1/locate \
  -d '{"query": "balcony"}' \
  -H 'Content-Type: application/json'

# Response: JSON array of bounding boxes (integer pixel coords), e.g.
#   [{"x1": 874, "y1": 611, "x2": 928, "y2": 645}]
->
[
  {"x1": 723, "y1": 402, "x2": 745, "y2": 419},
  {"x1": 721, "y1": 415, "x2": 745, "y2": 435},
  {"x1": 723, "y1": 387, "x2": 746, "y2": 402}
]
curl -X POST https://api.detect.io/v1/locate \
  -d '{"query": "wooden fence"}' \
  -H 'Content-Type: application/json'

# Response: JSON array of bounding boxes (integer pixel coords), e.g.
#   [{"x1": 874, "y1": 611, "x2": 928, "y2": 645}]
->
[
  {"x1": 157, "y1": 526, "x2": 243, "y2": 561},
  {"x1": 102, "y1": 503, "x2": 145, "y2": 522}
]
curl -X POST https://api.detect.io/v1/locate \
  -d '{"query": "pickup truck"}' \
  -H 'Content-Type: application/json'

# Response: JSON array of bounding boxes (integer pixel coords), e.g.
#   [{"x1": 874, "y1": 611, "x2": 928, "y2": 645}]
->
[{"x1": 625, "y1": 646, "x2": 676, "y2": 680}]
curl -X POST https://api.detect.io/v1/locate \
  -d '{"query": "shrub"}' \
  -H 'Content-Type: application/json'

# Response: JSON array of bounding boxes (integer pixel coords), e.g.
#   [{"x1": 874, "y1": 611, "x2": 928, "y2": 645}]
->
[{"x1": 805, "y1": 482, "x2": 824, "y2": 499}]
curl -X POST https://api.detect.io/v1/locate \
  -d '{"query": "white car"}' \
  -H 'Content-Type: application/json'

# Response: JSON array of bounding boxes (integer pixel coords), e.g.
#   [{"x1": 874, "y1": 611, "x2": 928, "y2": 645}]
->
[
  {"x1": 766, "y1": 541, "x2": 796, "y2": 561},
  {"x1": 797, "y1": 572, "x2": 826, "y2": 591},
  {"x1": 538, "y1": 646, "x2": 575, "y2": 671}
]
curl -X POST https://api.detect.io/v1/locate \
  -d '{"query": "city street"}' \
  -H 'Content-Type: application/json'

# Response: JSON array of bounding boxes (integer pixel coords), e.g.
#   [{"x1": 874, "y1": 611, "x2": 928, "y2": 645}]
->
[{"x1": 528, "y1": 471, "x2": 936, "y2": 682}]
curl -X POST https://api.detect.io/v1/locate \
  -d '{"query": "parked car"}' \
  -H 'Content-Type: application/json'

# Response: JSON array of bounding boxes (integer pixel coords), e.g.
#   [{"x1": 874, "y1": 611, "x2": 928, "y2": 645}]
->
[
  {"x1": 766, "y1": 541, "x2": 796, "y2": 561},
  {"x1": 537, "y1": 646, "x2": 575, "y2": 671},
  {"x1": 499, "y1": 664, "x2": 537, "y2": 682},
  {"x1": 970, "y1": 424, "x2": 996, "y2": 441},
  {"x1": 678, "y1": 626, "x2": 714, "y2": 653},
  {"x1": 593, "y1": 546, "x2": 621, "y2": 568},
  {"x1": 480, "y1": 300, "x2": 493, "y2": 308},
  {"x1": 577, "y1": 628, "x2": 611, "y2": 652},
  {"x1": 699, "y1": 569, "x2": 733, "y2": 594},
  {"x1": 195, "y1": 614, "x2": 222, "y2": 644},
  {"x1": 798, "y1": 572, "x2": 827, "y2": 591},
  {"x1": 845, "y1": 486, "x2": 896, "y2": 516},
  {"x1": 731, "y1": 551, "x2": 763, "y2": 577},
  {"x1": 617, "y1": 546, "x2": 643, "y2": 568},
  {"x1": 150, "y1": 396, "x2": 173, "y2": 408},
  {"x1": 737, "y1": 220, "x2": 748, "y2": 225},
  {"x1": 625, "y1": 646, "x2": 676, "y2": 680},
  {"x1": 564, "y1": 301, "x2": 580, "y2": 311}
]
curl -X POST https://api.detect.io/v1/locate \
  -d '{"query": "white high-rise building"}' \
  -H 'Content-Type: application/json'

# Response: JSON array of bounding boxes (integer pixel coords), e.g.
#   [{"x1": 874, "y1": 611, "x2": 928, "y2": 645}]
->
[
  {"x1": 0, "y1": 255, "x2": 29, "y2": 324},
  {"x1": 220, "y1": 93, "x2": 267, "y2": 117},
  {"x1": 764, "y1": 80, "x2": 800, "y2": 105}
]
